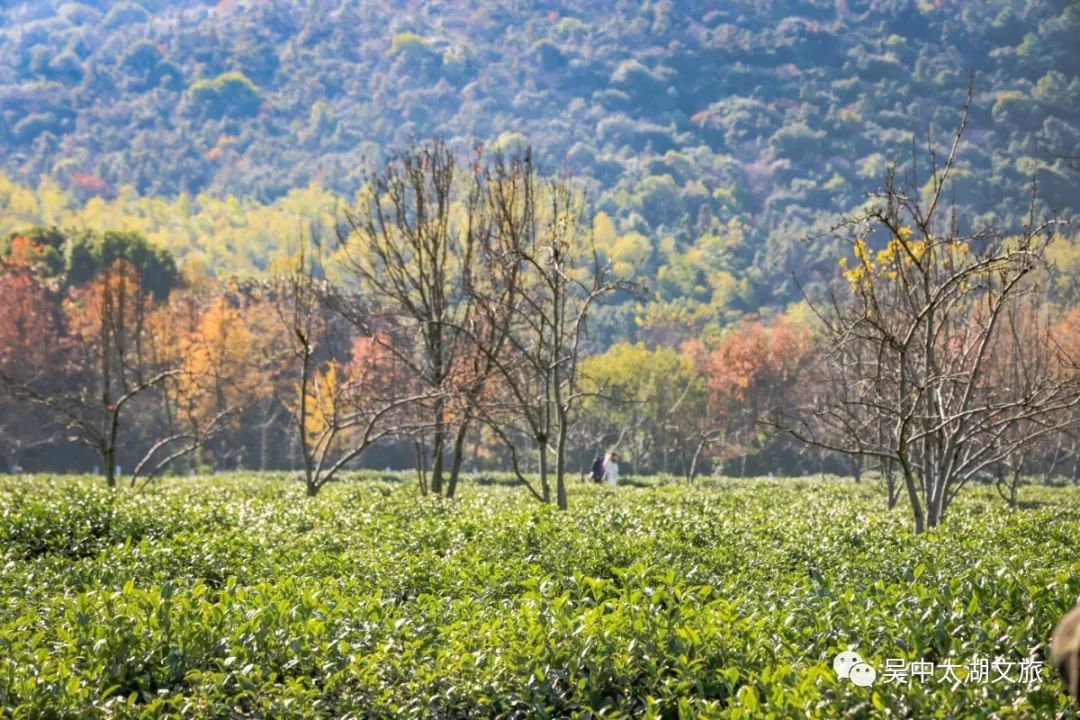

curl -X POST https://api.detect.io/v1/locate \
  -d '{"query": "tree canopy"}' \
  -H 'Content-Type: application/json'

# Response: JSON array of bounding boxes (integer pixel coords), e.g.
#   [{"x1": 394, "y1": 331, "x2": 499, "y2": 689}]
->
[{"x1": 0, "y1": 0, "x2": 1076, "y2": 332}]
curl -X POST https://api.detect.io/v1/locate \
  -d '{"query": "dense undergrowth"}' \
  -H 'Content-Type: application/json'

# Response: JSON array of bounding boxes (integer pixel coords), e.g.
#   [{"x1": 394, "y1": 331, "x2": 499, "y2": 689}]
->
[{"x1": 0, "y1": 474, "x2": 1077, "y2": 718}]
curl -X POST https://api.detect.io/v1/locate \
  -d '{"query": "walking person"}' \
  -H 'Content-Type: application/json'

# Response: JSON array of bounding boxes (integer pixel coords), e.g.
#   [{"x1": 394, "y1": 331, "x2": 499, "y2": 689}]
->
[
  {"x1": 604, "y1": 451, "x2": 620, "y2": 487},
  {"x1": 590, "y1": 450, "x2": 605, "y2": 483}
]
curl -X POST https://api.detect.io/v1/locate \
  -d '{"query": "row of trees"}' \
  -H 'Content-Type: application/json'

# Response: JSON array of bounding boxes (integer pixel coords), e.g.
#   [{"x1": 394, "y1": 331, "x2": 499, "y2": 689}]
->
[
  {"x1": 0, "y1": 144, "x2": 640, "y2": 508},
  {"x1": 3, "y1": 135, "x2": 1079, "y2": 528}
]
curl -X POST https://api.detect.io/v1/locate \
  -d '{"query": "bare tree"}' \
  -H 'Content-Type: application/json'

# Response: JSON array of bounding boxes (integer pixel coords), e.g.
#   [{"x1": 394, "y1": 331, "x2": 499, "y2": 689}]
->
[
  {"x1": 272, "y1": 242, "x2": 424, "y2": 497},
  {"x1": 8, "y1": 260, "x2": 179, "y2": 488},
  {"x1": 785, "y1": 96, "x2": 1080, "y2": 533},
  {"x1": 984, "y1": 292, "x2": 1079, "y2": 506},
  {"x1": 335, "y1": 140, "x2": 481, "y2": 497},
  {"x1": 466, "y1": 151, "x2": 638, "y2": 509},
  {"x1": 674, "y1": 421, "x2": 720, "y2": 484}
]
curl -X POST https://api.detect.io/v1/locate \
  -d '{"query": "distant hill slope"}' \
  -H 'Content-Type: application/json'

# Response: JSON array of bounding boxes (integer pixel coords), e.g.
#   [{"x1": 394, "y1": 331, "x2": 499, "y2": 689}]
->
[{"x1": 1, "y1": 0, "x2": 1077, "y2": 328}]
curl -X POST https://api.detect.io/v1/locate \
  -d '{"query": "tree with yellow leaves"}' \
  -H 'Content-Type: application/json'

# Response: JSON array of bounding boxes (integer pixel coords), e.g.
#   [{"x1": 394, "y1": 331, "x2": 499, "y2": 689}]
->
[
  {"x1": 128, "y1": 289, "x2": 281, "y2": 486},
  {"x1": 272, "y1": 240, "x2": 425, "y2": 497},
  {"x1": 786, "y1": 88, "x2": 1080, "y2": 533}
]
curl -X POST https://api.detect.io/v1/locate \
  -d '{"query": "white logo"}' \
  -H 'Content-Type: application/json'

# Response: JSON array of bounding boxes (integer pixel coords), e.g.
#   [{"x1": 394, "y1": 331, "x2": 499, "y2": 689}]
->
[
  {"x1": 833, "y1": 650, "x2": 877, "y2": 686},
  {"x1": 833, "y1": 650, "x2": 1044, "y2": 690}
]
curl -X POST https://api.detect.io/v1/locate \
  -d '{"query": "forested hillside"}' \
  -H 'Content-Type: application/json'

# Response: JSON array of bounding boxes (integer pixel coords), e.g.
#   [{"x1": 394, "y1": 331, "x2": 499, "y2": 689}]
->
[
  {"x1": 5, "y1": 5, "x2": 1080, "y2": 714},
  {"x1": 1, "y1": 0, "x2": 1078, "y2": 333}
]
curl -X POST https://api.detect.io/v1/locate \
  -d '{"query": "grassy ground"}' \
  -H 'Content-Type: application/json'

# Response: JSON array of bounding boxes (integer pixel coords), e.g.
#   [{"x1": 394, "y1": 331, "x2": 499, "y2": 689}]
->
[{"x1": 0, "y1": 473, "x2": 1077, "y2": 718}]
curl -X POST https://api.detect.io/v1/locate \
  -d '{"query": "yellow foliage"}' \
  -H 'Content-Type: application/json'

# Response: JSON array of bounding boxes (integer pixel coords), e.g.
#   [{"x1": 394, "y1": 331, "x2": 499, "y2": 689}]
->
[
  {"x1": 0, "y1": 172, "x2": 338, "y2": 277},
  {"x1": 841, "y1": 227, "x2": 931, "y2": 291},
  {"x1": 610, "y1": 231, "x2": 650, "y2": 276},
  {"x1": 592, "y1": 211, "x2": 617, "y2": 255},
  {"x1": 782, "y1": 300, "x2": 819, "y2": 331},
  {"x1": 299, "y1": 363, "x2": 341, "y2": 443},
  {"x1": 1046, "y1": 232, "x2": 1080, "y2": 278},
  {"x1": 709, "y1": 270, "x2": 738, "y2": 310},
  {"x1": 174, "y1": 297, "x2": 268, "y2": 418}
]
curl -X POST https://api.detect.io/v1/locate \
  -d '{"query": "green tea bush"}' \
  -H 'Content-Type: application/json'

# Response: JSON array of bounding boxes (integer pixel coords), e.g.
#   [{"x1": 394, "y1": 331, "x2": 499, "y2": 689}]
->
[{"x1": 0, "y1": 475, "x2": 1077, "y2": 718}]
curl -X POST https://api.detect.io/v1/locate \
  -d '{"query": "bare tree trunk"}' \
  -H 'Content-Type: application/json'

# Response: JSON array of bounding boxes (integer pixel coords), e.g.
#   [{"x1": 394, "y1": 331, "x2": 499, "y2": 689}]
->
[
  {"x1": 538, "y1": 439, "x2": 550, "y2": 503},
  {"x1": 4, "y1": 445, "x2": 18, "y2": 474},
  {"x1": 927, "y1": 492, "x2": 942, "y2": 529},
  {"x1": 104, "y1": 411, "x2": 121, "y2": 489},
  {"x1": 995, "y1": 460, "x2": 1023, "y2": 508},
  {"x1": 446, "y1": 419, "x2": 470, "y2": 499},
  {"x1": 430, "y1": 423, "x2": 445, "y2": 495},
  {"x1": 414, "y1": 437, "x2": 428, "y2": 496},
  {"x1": 103, "y1": 446, "x2": 116, "y2": 489},
  {"x1": 258, "y1": 412, "x2": 274, "y2": 471},
  {"x1": 298, "y1": 347, "x2": 316, "y2": 495},
  {"x1": 1044, "y1": 441, "x2": 1062, "y2": 485},
  {"x1": 901, "y1": 462, "x2": 924, "y2": 534},
  {"x1": 687, "y1": 436, "x2": 708, "y2": 483},
  {"x1": 288, "y1": 433, "x2": 299, "y2": 472},
  {"x1": 883, "y1": 458, "x2": 900, "y2": 510},
  {"x1": 556, "y1": 419, "x2": 568, "y2": 511}
]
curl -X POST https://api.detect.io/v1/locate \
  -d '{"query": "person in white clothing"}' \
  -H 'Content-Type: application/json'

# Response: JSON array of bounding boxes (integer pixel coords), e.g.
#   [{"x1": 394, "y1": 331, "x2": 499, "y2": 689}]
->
[{"x1": 604, "y1": 451, "x2": 620, "y2": 486}]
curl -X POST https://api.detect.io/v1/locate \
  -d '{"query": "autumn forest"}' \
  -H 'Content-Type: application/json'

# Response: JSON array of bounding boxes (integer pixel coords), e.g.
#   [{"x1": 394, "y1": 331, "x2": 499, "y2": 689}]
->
[
  {"x1": 2, "y1": 1, "x2": 1080, "y2": 717},
  {"x1": 2, "y1": 0, "x2": 1078, "y2": 499}
]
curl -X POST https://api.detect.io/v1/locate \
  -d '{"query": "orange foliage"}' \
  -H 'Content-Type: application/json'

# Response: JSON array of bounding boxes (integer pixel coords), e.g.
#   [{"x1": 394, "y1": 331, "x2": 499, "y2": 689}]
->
[
  {"x1": 0, "y1": 270, "x2": 58, "y2": 376},
  {"x1": 176, "y1": 296, "x2": 270, "y2": 416},
  {"x1": 5, "y1": 236, "x2": 48, "y2": 268},
  {"x1": 346, "y1": 334, "x2": 397, "y2": 390},
  {"x1": 71, "y1": 172, "x2": 110, "y2": 196},
  {"x1": 64, "y1": 260, "x2": 151, "y2": 345},
  {"x1": 345, "y1": 333, "x2": 417, "y2": 407},
  {"x1": 699, "y1": 316, "x2": 813, "y2": 416},
  {"x1": 1055, "y1": 307, "x2": 1080, "y2": 372}
]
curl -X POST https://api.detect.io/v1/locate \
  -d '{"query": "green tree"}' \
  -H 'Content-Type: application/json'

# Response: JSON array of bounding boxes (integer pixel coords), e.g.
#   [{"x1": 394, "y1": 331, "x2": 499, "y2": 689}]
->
[
  {"x1": 187, "y1": 72, "x2": 262, "y2": 119},
  {"x1": 67, "y1": 230, "x2": 179, "y2": 300},
  {"x1": 579, "y1": 342, "x2": 700, "y2": 475}
]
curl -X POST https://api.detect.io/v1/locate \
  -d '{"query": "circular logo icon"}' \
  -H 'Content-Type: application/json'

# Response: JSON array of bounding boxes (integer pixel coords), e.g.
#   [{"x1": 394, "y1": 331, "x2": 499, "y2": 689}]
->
[
  {"x1": 849, "y1": 662, "x2": 877, "y2": 687},
  {"x1": 833, "y1": 650, "x2": 863, "y2": 679}
]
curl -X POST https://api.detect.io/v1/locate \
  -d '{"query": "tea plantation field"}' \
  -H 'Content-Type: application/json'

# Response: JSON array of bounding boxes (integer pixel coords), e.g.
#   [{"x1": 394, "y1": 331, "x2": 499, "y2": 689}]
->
[{"x1": 1, "y1": 474, "x2": 1078, "y2": 718}]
